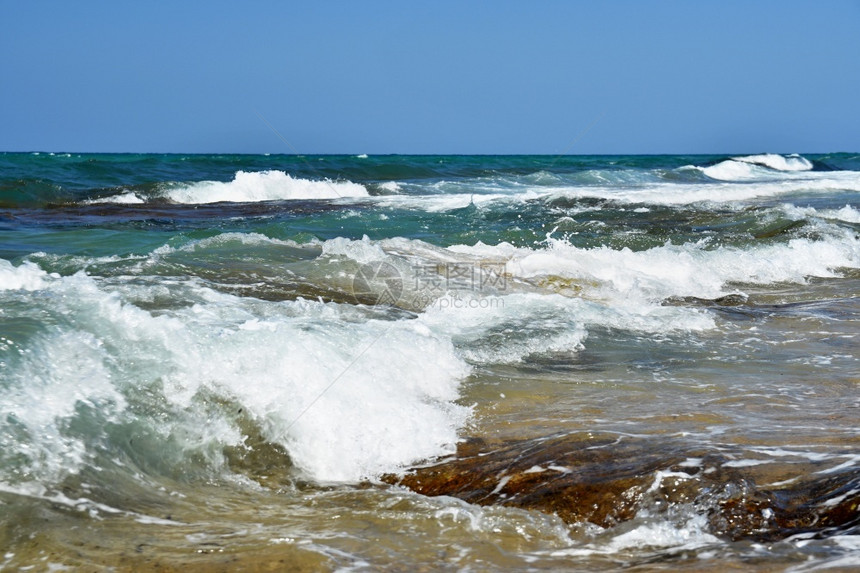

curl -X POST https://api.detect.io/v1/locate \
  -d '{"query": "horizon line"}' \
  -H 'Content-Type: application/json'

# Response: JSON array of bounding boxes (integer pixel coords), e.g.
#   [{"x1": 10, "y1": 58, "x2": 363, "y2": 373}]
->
[{"x1": 3, "y1": 150, "x2": 856, "y2": 157}]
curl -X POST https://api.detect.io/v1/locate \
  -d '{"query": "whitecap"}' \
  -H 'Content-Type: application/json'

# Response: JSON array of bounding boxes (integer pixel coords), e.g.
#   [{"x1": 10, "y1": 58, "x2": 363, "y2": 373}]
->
[
  {"x1": 84, "y1": 191, "x2": 145, "y2": 205},
  {"x1": 0, "y1": 260, "x2": 54, "y2": 291},
  {"x1": 164, "y1": 170, "x2": 368, "y2": 203},
  {"x1": 1, "y1": 269, "x2": 471, "y2": 484},
  {"x1": 700, "y1": 154, "x2": 813, "y2": 182},
  {"x1": 734, "y1": 153, "x2": 813, "y2": 172}
]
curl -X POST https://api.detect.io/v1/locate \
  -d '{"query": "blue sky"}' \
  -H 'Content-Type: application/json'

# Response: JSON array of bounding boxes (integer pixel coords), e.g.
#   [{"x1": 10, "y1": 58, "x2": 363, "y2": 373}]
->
[{"x1": 2, "y1": 1, "x2": 859, "y2": 154}]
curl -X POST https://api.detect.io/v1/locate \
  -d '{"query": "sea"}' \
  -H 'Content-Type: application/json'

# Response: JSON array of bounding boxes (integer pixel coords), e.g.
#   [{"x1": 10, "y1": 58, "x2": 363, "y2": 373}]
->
[{"x1": 0, "y1": 152, "x2": 858, "y2": 571}]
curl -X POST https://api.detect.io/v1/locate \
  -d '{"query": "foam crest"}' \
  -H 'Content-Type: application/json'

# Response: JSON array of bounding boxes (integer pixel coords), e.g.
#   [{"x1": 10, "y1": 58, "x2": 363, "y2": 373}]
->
[
  {"x1": 420, "y1": 292, "x2": 590, "y2": 363},
  {"x1": 700, "y1": 154, "x2": 813, "y2": 182},
  {"x1": 417, "y1": 290, "x2": 715, "y2": 366},
  {"x1": 313, "y1": 237, "x2": 718, "y2": 361},
  {"x1": 1, "y1": 269, "x2": 471, "y2": 485},
  {"x1": 166, "y1": 231, "x2": 311, "y2": 253},
  {"x1": 451, "y1": 231, "x2": 859, "y2": 302},
  {"x1": 366, "y1": 168, "x2": 858, "y2": 209},
  {"x1": 395, "y1": 175, "x2": 860, "y2": 208},
  {"x1": 0, "y1": 329, "x2": 126, "y2": 485},
  {"x1": 549, "y1": 508, "x2": 720, "y2": 558},
  {"x1": 85, "y1": 191, "x2": 144, "y2": 205},
  {"x1": 377, "y1": 181, "x2": 402, "y2": 194},
  {"x1": 735, "y1": 153, "x2": 813, "y2": 172},
  {"x1": 701, "y1": 160, "x2": 770, "y2": 181},
  {"x1": 164, "y1": 170, "x2": 368, "y2": 203},
  {"x1": 782, "y1": 203, "x2": 860, "y2": 224},
  {"x1": 161, "y1": 293, "x2": 471, "y2": 481},
  {"x1": 832, "y1": 204, "x2": 860, "y2": 223},
  {"x1": 321, "y1": 235, "x2": 388, "y2": 264},
  {"x1": 0, "y1": 273, "x2": 135, "y2": 485},
  {"x1": 0, "y1": 260, "x2": 55, "y2": 291},
  {"x1": 581, "y1": 173, "x2": 860, "y2": 204}
]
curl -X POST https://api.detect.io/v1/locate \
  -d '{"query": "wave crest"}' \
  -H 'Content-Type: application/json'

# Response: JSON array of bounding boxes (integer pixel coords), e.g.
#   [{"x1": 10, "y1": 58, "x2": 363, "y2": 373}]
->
[
  {"x1": 164, "y1": 170, "x2": 368, "y2": 204},
  {"x1": 734, "y1": 153, "x2": 813, "y2": 172},
  {"x1": 702, "y1": 154, "x2": 813, "y2": 181}
]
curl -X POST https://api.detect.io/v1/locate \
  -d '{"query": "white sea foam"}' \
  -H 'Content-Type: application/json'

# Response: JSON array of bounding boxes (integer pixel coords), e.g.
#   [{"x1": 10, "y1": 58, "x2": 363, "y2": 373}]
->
[
  {"x1": 3, "y1": 225, "x2": 858, "y2": 486},
  {"x1": 701, "y1": 154, "x2": 813, "y2": 182},
  {"x1": 0, "y1": 277, "x2": 128, "y2": 484},
  {"x1": 371, "y1": 175, "x2": 860, "y2": 210},
  {"x1": 544, "y1": 172, "x2": 860, "y2": 205},
  {"x1": 115, "y1": 191, "x2": 145, "y2": 204},
  {"x1": 321, "y1": 235, "x2": 389, "y2": 264},
  {"x1": 782, "y1": 203, "x2": 860, "y2": 224},
  {"x1": 164, "y1": 299, "x2": 469, "y2": 483},
  {"x1": 315, "y1": 236, "x2": 717, "y2": 358},
  {"x1": 0, "y1": 260, "x2": 55, "y2": 291},
  {"x1": 313, "y1": 230, "x2": 859, "y2": 345},
  {"x1": 735, "y1": 153, "x2": 814, "y2": 172},
  {"x1": 446, "y1": 230, "x2": 859, "y2": 304},
  {"x1": 828, "y1": 204, "x2": 860, "y2": 223},
  {"x1": 419, "y1": 292, "x2": 589, "y2": 363},
  {"x1": 701, "y1": 160, "x2": 771, "y2": 181},
  {"x1": 0, "y1": 268, "x2": 470, "y2": 485},
  {"x1": 354, "y1": 154, "x2": 858, "y2": 210},
  {"x1": 85, "y1": 190, "x2": 145, "y2": 205},
  {"x1": 548, "y1": 508, "x2": 720, "y2": 558},
  {"x1": 417, "y1": 290, "x2": 714, "y2": 364},
  {"x1": 167, "y1": 294, "x2": 472, "y2": 482},
  {"x1": 164, "y1": 170, "x2": 368, "y2": 203},
  {"x1": 159, "y1": 231, "x2": 312, "y2": 254},
  {"x1": 786, "y1": 536, "x2": 860, "y2": 572},
  {"x1": 377, "y1": 181, "x2": 402, "y2": 193}
]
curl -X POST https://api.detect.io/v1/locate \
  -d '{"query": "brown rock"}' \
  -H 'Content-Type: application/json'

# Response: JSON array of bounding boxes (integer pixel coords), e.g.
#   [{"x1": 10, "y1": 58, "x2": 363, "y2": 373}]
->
[{"x1": 384, "y1": 433, "x2": 860, "y2": 541}]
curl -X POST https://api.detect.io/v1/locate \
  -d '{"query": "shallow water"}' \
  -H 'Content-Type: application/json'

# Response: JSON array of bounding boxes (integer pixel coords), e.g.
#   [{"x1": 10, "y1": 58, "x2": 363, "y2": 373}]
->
[{"x1": 1, "y1": 152, "x2": 858, "y2": 570}]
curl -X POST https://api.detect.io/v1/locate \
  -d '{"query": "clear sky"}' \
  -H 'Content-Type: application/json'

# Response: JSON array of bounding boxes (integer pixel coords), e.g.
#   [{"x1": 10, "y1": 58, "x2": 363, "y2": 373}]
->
[{"x1": 2, "y1": 1, "x2": 859, "y2": 154}]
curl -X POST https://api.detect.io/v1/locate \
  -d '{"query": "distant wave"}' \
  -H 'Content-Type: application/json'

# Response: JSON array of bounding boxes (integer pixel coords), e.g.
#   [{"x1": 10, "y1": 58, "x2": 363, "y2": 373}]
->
[
  {"x1": 163, "y1": 170, "x2": 369, "y2": 203},
  {"x1": 83, "y1": 191, "x2": 145, "y2": 205},
  {"x1": 85, "y1": 171, "x2": 370, "y2": 205},
  {"x1": 380, "y1": 172, "x2": 860, "y2": 210},
  {"x1": 735, "y1": 153, "x2": 813, "y2": 172},
  {"x1": 701, "y1": 154, "x2": 813, "y2": 181},
  {"x1": 448, "y1": 229, "x2": 859, "y2": 302}
]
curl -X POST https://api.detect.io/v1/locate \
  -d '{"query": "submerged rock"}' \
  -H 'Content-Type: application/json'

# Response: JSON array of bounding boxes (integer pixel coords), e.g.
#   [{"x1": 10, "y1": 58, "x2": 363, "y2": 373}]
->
[{"x1": 383, "y1": 433, "x2": 860, "y2": 541}]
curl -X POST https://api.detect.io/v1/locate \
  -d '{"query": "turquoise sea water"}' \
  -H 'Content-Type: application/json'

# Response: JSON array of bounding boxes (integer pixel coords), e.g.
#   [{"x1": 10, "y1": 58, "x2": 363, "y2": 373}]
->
[{"x1": 1, "y1": 152, "x2": 859, "y2": 570}]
